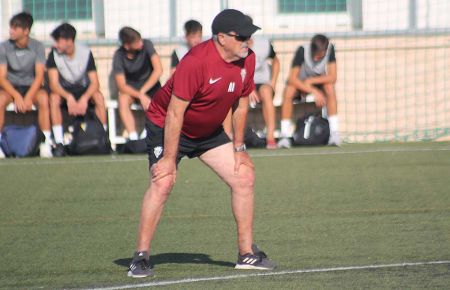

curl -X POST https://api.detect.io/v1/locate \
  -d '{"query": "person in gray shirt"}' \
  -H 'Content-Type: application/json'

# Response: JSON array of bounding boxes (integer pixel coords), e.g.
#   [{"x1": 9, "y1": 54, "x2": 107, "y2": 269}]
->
[
  {"x1": 248, "y1": 35, "x2": 280, "y2": 149},
  {"x1": 112, "y1": 27, "x2": 163, "y2": 141},
  {"x1": 278, "y1": 34, "x2": 340, "y2": 148},
  {"x1": 47, "y1": 23, "x2": 107, "y2": 152},
  {"x1": 0, "y1": 12, "x2": 53, "y2": 158}
]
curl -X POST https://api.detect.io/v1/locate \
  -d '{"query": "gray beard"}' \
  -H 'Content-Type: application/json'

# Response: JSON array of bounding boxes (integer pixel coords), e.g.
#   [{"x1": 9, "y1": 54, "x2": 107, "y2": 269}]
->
[{"x1": 238, "y1": 51, "x2": 249, "y2": 58}]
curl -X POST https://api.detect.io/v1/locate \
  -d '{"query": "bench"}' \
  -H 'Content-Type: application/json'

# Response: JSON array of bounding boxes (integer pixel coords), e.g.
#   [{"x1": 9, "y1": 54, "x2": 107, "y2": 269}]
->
[{"x1": 5, "y1": 95, "x2": 325, "y2": 150}]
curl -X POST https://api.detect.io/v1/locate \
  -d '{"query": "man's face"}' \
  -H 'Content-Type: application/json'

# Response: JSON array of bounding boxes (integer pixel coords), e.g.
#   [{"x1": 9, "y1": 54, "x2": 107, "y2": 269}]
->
[
  {"x1": 54, "y1": 38, "x2": 74, "y2": 54},
  {"x1": 313, "y1": 50, "x2": 326, "y2": 62},
  {"x1": 124, "y1": 39, "x2": 144, "y2": 53},
  {"x1": 221, "y1": 31, "x2": 251, "y2": 59},
  {"x1": 9, "y1": 26, "x2": 28, "y2": 41},
  {"x1": 185, "y1": 31, "x2": 202, "y2": 48}
]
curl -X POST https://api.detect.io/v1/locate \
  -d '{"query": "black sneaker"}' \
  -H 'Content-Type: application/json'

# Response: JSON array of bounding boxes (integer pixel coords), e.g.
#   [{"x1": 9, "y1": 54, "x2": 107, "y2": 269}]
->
[
  {"x1": 235, "y1": 244, "x2": 276, "y2": 270},
  {"x1": 127, "y1": 251, "x2": 154, "y2": 278},
  {"x1": 52, "y1": 143, "x2": 66, "y2": 157}
]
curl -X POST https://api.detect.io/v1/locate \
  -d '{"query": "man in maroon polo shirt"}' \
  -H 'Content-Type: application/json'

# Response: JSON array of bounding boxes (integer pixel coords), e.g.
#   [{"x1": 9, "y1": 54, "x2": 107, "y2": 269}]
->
[{"x1": 128, "y1": 9, "x2": 276, "y2": 278}]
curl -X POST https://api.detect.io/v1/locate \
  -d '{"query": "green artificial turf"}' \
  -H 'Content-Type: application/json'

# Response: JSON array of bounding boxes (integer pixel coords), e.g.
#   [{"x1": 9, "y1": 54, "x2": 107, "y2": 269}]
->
[{"x1": 0, "y1": 142, "x2": 449, "y2": 289}]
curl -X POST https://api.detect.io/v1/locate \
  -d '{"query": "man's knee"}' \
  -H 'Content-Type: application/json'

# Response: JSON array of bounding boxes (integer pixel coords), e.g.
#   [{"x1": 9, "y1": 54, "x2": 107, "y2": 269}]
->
[
  {"x1": 50, "y1": 93, "x2": 62, "y2": 107},
  {"x1": 91, "y1": 92, "x2": 105, "y2": 110},
  {"x1": 0, "y1": 91, "x2": 12, "y2": 108},
  {"x1": 150, "y1": 177, "x2": 175, "y2": 203},
  {"x1": 36, "y1": 90, "x2": 49, "y2": 108},
  {"x1": 282, "y1": 85, "x2": 297, "y2": 103},
  {"x1": 323, "y1": 84, "x2": 336, "y2": 99},
  {"x1": 230, "y1": 168, "x2": 255, "y2": 192},
  {"x1": 118, "y1": 93, "x2": 132, "y2": 107}
]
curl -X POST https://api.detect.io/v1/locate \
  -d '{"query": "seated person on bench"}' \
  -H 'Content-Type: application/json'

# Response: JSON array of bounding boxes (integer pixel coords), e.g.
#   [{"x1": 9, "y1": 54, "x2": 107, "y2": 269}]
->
[
  {"x1": 47, "y1": 23, "x2": 107, "y2": 155},
  {"x1": 278, "y1": 34, "x2": 340, "y2": 148},
  {"x1": 112, "y1": 27, "x2": 163, "y2": 141}
]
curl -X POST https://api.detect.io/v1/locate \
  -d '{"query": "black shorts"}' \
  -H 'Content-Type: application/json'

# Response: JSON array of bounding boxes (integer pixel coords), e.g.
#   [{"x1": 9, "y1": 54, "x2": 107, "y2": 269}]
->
[
  {"x1": 145, "y1": 119, "x2": 231, "y2": 167},
  {"x1": 60, "y1": 86, "x2": 95, "y2": 108},
  {"x1": 255, "y1": 83, "x2": 275, "y2": 97},
  {"x1": 14, "y1": 85, "x2": 31, "y2": 97}
]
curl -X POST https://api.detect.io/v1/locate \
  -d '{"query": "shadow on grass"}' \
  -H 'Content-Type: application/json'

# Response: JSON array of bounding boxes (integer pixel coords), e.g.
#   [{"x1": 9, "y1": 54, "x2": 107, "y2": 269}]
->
[{"x1": 114, "y1": 253, "x2": 235, "y2": 269}]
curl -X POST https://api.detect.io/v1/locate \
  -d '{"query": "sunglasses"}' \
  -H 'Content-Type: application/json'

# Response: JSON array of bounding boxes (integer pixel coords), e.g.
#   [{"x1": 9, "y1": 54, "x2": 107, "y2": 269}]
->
[{"x1": 225, "y1": 33, "x2": 251, "y2": 42}]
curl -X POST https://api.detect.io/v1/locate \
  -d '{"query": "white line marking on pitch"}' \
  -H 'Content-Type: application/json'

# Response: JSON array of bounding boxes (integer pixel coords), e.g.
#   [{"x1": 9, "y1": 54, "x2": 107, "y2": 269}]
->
[
  {"x1": 1, "y1": 147, "x2": 449, "y2": 167},
  {"x1": 83, "y1": 260, "x2": 450, "y2": 290}
]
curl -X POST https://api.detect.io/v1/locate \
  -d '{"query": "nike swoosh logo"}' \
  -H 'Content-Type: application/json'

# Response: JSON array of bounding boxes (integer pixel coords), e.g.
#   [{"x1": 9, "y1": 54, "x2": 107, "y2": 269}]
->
[{"x1": 209, "y1": 77, "x2": 222, "y2": 84}]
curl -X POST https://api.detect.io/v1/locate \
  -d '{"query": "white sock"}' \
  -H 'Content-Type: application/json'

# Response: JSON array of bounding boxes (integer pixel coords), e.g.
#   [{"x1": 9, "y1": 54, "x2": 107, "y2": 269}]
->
[
  {"x1": 52, "y1": 125, "x2": 64, "y2": 144},
  {"x1": 322, "y1": 107, "x2": 328, "y2": 119},
  {"x1": 43, "y1": 130, "x2": 52, "y2": 144},
  {"x1": 328, "y1": 115, "x2": 339, "y2": 134},
  {"x1": 103, "y1": 124, "x2": 108, "y2": 132},
  {"x1": 128, "y1": 131, "x2": 138, "y2": 141},
  {"x1": 280, "y1": 119, "x2": 291, "y2": 137}
]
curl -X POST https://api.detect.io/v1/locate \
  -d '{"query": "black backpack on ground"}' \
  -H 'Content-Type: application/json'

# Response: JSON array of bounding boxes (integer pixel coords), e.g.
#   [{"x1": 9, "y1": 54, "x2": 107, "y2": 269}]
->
[
  {"x1": 68, "y1": 110, "x2": 110, "y2": 155},
  {"x1": 292, "y1": 114, "x2": 330, "y2": 146},
  {"x1": 244, "y1": 127, "x2": 266, "y2": 148},
  {"x1": 119, "y1": 139, "x2": 147, "y2": 154}
]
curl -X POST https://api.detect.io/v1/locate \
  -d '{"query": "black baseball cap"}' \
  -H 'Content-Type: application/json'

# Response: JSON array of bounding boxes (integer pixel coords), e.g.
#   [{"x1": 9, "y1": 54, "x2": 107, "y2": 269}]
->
[{"x1": 211, "y1": 9, "x2": 260, "y2": 37}]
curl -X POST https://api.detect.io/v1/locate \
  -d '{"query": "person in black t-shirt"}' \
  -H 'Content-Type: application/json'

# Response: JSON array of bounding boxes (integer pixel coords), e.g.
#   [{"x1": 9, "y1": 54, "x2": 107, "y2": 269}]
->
[{"x1": 112, "y1": 27, "x2": 163, "y2": 141}]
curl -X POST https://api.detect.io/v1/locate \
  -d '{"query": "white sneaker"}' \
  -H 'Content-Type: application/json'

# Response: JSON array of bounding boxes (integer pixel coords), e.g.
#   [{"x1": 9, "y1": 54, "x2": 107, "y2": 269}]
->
[
  {"x1": 277, "y1": 138, "x2": 292, "y2": 149},
  {"x1": 328, "y1": 132, "x2": 341, "y2": 146},
  {"x1": 0, "y1": 147, "x2": 5, "y2": 159},
  {"x1": 39, "y1": 142, "x2": 53, "y2": 158}
]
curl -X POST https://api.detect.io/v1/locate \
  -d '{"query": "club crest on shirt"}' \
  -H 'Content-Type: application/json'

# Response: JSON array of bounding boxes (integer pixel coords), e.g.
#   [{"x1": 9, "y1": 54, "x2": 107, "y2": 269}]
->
[
  {"x1": 240, "y1": 68, "x2": 247, "y2": 82},
  {"x1": 154, "y1": 146, "x2": 163, "y2": 158}
]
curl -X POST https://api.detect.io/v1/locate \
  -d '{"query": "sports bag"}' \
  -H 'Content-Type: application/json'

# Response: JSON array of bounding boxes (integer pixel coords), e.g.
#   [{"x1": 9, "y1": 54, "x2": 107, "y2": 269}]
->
[
  {"x1": 0, "y1": 125, "x2": 42, "y2": 157},
  {"x1": 119, "y1": 139, "x2": 147, "y2": 154},
  {"x1": 68, "y1": 110, "x2": 110, "y2": 155},
  {"x1": 244, "y1": 127, "x2": 266, "y2": 148},
  {"x1": 292, "y1": 114, "x2": 330, "y2": 146}
]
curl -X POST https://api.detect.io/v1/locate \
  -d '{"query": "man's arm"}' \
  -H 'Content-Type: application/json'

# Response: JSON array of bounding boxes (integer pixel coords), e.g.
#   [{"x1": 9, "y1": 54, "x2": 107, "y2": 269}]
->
[
  {"x1": 139, "y1": 53, "x2": 163, "y2": 94},
  {"x1": 48, "y1": 68, "x2": 72, "y2": 100},
  {"x1": 287, "y1": 66, "x2": 326, "y2": 107},
  {"x1": 232, "y1": 96, "x2": 253, "y2": 173},
  {"x1": 77, "y1": 70, "x2": 100, "y2": 115},
  {"x1": 270, "y1": 55, "x2": 280, "y2": 90},
  {"x1": 0, "y1": 64, "x2": 21, "y2": 99},
  {"x1": 304, "y1": 62, "x2": 337, "y2": 85},
  {"x1": 115, "y1": 73, "x2": 141, "y2": 98},
  {"x1": 48, "y1": 68, "x2": 79, "y2": 115},
  {"x1": 232, "y1": 96, "x2": 249, "y2": 148},
  {"x1": 23, "y1": 63, "x2": 45, "y2": 109},
  {"x1": 80, "y1": 70, "x2": 100, "y2": 101},
  {"x1": 152, "y1": 95, "x2": 189, "y2": 181},
  {"x1": 0, "y1": 64, "x2": 26, "y2": 112},
  {"x1": 287, "y1": 66, "x2": 316, "y2": 93}
]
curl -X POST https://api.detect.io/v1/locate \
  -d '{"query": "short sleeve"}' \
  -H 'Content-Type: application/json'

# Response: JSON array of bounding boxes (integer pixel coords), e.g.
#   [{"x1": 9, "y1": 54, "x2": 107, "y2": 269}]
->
[
  {"x1": 86, "y1": 52, "x2": 97, "y2": 71},
  {"x1": 291, "y1": 46, "x2": 304, "y2": 68},
  {"x1": 0, "y1": 43, "x2": 6, "y2": 65},
  {"x1": 328, "y1": 44, "x2": 336, "y2": 63},
  {"x1": 35, "y1": 41, "x2": 46, "y2": 64},
  {"x1": 268, "y1": 43, "x2": 276, "y2": 59},
  {"x1": 144, "y1": 39, "x2": 156, "y2": 57},
  {"x1": 242, "y1": 52, "x2": 256, "y2": 96},
  {"x1": 112, "y1": 50, "x2": 124, "y2": 75},
  {"x1": 170, "y1": 50, "x2": 179, "y2": 68},
  {"x1": 172, "y1": 55, "x2": 203, "y2": 102},
  {"x1": 46, "y1": 50, "x2": 56, "y2": 69}
]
